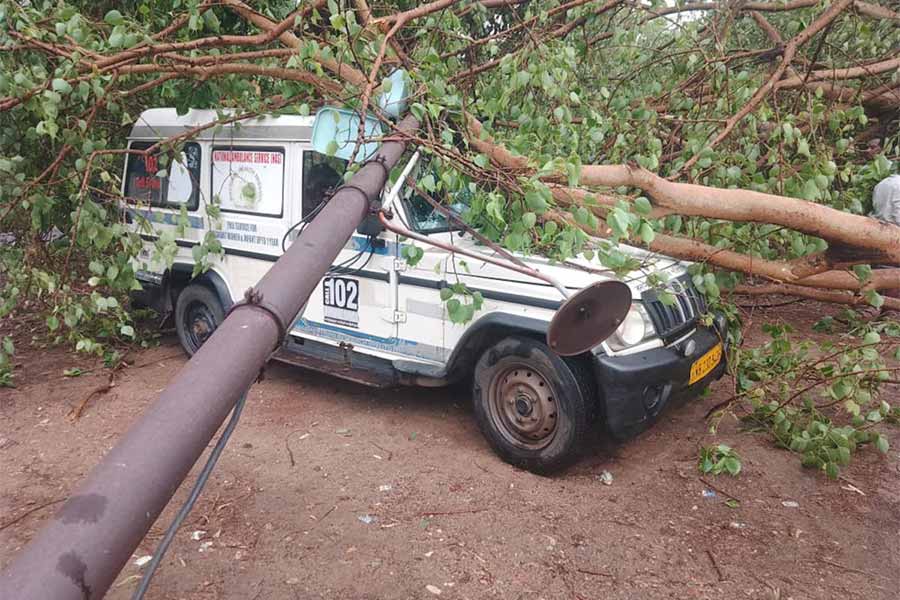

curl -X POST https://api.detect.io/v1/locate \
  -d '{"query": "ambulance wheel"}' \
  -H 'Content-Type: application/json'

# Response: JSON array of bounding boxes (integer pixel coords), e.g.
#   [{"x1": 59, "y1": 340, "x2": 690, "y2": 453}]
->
[
  {"x1": 472, "y1": 336, "x2": 591, "y2": 474},
  {"x1": 175, "y1": 284, "x2": 225, "y2": 356}
]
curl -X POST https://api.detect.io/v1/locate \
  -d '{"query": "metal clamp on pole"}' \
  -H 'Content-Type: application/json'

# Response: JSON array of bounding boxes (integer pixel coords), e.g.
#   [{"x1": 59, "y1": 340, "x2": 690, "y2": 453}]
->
[{"x1": 225, "y1": 286, "x2": 290, "y2": 351}]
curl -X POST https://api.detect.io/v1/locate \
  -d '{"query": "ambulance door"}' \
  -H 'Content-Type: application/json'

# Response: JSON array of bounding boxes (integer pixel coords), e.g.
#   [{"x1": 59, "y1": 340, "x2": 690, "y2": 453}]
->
[
  {"x1": 209, "y1": 144, "x2": 296, "y2": 295},
  {"x1": 289, "y1": 150, "x2": 399, "y2": 357}
]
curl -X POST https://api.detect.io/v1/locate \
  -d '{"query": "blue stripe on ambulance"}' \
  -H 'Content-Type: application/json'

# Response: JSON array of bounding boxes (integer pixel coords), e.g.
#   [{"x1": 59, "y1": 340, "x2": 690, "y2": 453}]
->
[
  {"x1": 345, "y1": 235, "x2": 399, "y2": 256},
  {"x1": 128, "y1": 208, "x2": 204, "y2": 229},
  {"x1": 291, "y1": 318, "x2": 444, "y2": 363}
]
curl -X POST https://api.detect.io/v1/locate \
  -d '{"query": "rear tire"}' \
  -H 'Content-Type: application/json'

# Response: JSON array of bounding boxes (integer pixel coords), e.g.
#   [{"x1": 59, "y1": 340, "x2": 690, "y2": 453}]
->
[
  {"x1": 174, "y1": 284, "x2": 225, "y2": 356},
  {"x1": 472, "y1": 336, "x2": 592, "y2": 474}
]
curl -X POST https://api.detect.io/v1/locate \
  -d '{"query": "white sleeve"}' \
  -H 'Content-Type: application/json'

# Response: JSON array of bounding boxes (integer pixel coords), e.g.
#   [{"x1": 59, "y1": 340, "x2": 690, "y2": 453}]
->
[{"x1": 871, "y1": 174, "x2": 900, "y2": 225}]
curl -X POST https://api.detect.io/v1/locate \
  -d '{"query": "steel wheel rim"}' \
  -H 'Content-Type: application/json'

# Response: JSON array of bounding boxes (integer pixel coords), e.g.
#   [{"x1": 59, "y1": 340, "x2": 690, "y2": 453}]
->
[
  {"x1": 487, "y1": 363, "x2": 558, "y2": 450},
  {"x1": 184, "y1": 301, "x2": 216, "y2": 351}
]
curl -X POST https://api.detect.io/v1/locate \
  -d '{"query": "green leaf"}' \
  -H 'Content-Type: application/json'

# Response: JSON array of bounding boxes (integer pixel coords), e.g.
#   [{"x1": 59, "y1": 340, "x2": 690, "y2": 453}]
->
[
  {"x1": 633, "y1": 197, "x2": 652, "y2": 215},
  {"x1": 47, "y1": 315, "x2": 60, "y2": 331},
  {"x1": 723, "y1": 456, "x2": 741, "y2": 476},
  {"x1": 120, "y1": 325, "x2": 135, "y2": 337},
  {"x1": 104, "y1": 9, "x2": 124, "y2": 25},
  {"x1": 521, "y1": 212, "x2": 536, "y2": 229},
  {"x1": 524, "y1": 191, "x2": 548, "y2": 214},
  {"x1": 574, "y1": 206, "x2": 590, "y2": 225},
  {"x1": 639, "y1": 222, "x2": 655, "y2": 244},
  {"x1": 51, "y1": 79, "x2": 72, "y2": 94},
  {"x1": 863, "y1": 331, "x2": 880, "y2": 345},
  {"x1": 852, "y1": 264, "x2": 872, "y2": 283},
  {"x1": 439, "y1": 287, "x2": 453, "y2": 301},
  {"x1": 329, "y1": 13, "x2": 346, "y2": 30},
  {"x1": 607, "y1": 209, "x2": 630, "y2": 238},
  {"x1": 864, "y1": 289, "x2": 884, "y2": 308},
  {"x1": 874, "y1": 435, "x2": 889, "y2": 454},
  {"x1": 825, "y1": 461, "x2": 839, "y2": 480},
  {"x1": 658, "y1": 291, "x2": 676, "y2": 306}
]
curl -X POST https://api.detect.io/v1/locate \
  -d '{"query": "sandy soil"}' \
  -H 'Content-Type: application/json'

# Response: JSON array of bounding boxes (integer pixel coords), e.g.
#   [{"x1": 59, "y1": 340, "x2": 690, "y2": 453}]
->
[{"x1": 1, "y1": 303, "x2": 898, "y2": 599}]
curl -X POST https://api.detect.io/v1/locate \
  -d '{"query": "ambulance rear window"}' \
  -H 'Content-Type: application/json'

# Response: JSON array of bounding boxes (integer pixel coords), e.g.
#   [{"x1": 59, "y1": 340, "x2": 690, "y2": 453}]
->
[{"x1": 124, "y1": 141, "x2": 201, "y2": 210}]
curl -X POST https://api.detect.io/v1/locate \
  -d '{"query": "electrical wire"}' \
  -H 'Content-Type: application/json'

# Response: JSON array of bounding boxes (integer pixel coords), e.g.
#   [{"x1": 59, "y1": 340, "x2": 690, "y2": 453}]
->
[
  {"x1": 132, "y1": 390, "x2": 249, "y2": 600},
  {"x1": 329, "y1": 235, "x2": 374, "y2": 275},
  {"x1": 281, "y1": 197, "x2": 329, "y2": 253}
]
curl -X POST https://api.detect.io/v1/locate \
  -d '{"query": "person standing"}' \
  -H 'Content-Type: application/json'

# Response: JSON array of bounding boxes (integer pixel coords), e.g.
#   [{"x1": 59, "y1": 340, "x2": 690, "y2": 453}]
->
[{"x1": 865, "y1": 174, "x2": 900, "y2": 318}]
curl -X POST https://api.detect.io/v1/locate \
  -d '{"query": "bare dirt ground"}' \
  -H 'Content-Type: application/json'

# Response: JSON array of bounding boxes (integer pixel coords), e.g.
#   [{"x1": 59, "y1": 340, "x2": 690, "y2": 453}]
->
[{"x1": 2, "y1": 302, "x2": 899, "y2": 599}]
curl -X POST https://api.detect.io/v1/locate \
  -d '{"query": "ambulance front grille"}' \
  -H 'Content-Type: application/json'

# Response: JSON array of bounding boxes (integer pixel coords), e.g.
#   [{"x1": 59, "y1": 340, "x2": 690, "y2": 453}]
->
[{"x1": 642, "y1": 275, "x2": 706, "y2": 342}]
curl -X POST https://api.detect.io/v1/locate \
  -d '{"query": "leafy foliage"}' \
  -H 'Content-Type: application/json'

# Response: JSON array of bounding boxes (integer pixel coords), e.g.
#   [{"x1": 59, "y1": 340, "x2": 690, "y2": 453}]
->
[
  {"x1": 698, "y1": 444, "x2": 742, "y2": 477},
  {"x1": 0, "y1": 0, "x2": 897, "y2": 472},
  {"x1": 716, "y1": 321, "x2": 898, "y2": 478},
  {"x1": 0, "y1": 334, "x2": 13, "y2": 387}
]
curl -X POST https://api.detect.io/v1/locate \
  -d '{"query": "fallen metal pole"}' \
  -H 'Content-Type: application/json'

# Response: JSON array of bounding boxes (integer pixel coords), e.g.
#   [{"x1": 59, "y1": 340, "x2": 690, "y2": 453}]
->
[{"x1": 0, "y1": 115, "x2": 418, "y2": 600}]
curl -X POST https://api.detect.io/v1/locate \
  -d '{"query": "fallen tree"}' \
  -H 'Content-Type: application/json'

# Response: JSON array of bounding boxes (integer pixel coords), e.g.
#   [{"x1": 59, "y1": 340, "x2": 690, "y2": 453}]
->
[{"x1": 0, "y1": 0, "x2": 898, "y2": 350}]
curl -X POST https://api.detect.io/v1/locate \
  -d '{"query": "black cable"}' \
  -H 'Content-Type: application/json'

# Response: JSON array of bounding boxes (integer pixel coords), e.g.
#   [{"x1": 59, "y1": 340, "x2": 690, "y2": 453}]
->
[
  {"x1": 328, "y1": 236, "x2": 371, "y2": 274},
  {"x1": 353, "y1": 243, "x2": 376, "y2": 273},
  {"x1": 132, "y1": 390, "x2": 249, "y2": 600},
  {"x1": 281, "y1": 197, "x2": 329, "y2": 253}
]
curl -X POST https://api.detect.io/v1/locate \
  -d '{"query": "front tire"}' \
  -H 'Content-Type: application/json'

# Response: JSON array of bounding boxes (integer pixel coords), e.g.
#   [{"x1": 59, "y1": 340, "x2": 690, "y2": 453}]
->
[
  {"x1": 174, "y1": 284, "x2": 225, "y2": 356},
  {"x1": 472, "y1": 336, "x2": 592, "y2": 474}
]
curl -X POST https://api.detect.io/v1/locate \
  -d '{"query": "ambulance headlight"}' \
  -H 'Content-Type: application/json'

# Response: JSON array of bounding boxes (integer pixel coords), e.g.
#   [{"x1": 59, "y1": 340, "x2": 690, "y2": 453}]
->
[{"x1": 606, "y1": 304, "x2": 655, "y2": 351}]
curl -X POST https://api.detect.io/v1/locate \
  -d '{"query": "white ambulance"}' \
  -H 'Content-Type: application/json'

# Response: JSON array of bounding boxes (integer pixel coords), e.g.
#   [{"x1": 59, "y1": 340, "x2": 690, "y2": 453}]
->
[{"x1": 123, "y1": 108, "x2": 726, "y2": 473}]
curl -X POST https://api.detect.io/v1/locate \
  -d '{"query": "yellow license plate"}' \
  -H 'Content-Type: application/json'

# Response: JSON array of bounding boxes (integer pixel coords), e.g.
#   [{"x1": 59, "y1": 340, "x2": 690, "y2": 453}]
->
[{"x1": 689, "y1": 343, "x2": 722, "y2": 385}]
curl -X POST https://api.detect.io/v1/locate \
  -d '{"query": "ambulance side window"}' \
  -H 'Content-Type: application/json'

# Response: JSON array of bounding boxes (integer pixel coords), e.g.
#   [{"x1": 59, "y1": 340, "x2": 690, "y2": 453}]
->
[
  {"x1": 302, "y1": 151, "x2": 347, "y2": 220},
  {"x1": 212, "y1": 146, "x2": 285, "y2": 217},
  {"x1": 124, "y1": 141, "x2": 201, "y2": 210}
]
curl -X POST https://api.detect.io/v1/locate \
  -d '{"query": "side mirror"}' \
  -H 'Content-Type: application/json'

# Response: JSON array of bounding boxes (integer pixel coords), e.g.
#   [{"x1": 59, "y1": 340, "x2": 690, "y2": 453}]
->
[
  {"x1": 311, "y1": 107, "x2": 383, "y2": 162},
  {"x1": 377, "y1": 69, "x2": 410, "y2": 119}
]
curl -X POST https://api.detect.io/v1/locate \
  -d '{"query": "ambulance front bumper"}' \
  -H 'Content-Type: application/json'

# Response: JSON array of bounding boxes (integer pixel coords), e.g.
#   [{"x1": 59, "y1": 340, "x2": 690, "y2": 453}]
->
[{"x1": 591, "y1": 320, "x2": 727, "y2": 439}]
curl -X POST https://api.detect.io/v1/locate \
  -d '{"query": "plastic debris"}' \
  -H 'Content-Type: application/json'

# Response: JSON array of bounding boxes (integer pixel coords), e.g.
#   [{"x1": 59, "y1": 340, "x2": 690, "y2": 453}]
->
[
  {"x1": 190, "y1": 530, "x2": 206, "y2": 541},
  {"x1": 379, "y1": 484, "x2": 393, "y2": 492},
  {"x1": 781, "y1": 500, "x2": 799, "y2": 508},
  {"x1": 598, "y1": 470, "x2": 613, "y2": 485},
  {"x1": 198, "y1": 541, "x2": 214, "y2": 552},
  {"x1": 702, "y1": 489, "x2": 717, "y2": 499},
  {"x1": 424, "y1": 550, "x2": 434, "y2": 557},
  {"x1": 133, "y1": 555, "x2": 152, "y2": 567},
  {"x1": 729, "y1": 522, "x2": 747, "y2": 529},
  {"x1": 358, "y1": 514, "x2": 377, "y2": 525},
  {"x1": 41, "y1": 226, "x2": 64, "y2": 243},
  {"x1": 335, "y1": 428, "x2": 352, "y2": 436},
  {"x1": 425, "y1": 584, "x2": 442, "y2": 595}
]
